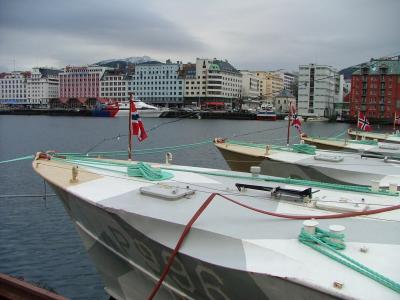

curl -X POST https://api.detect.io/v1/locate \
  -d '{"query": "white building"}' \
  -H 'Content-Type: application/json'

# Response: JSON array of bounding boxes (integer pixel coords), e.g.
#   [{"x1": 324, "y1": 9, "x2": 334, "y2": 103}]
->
[
  {"x1": 26, "y1": 68, "x2": 61, "y2": 107},
  {"x1": 297, "y1": 64, "x2": 340, "y2": 117},
  {"x1": 240, "y1": 71, "x2": 260, "y2": 99},
  {"x1": 100, "y1": 70, "x2": 131, "y2": 102},
  {"x1": 0, "y1": 71, "x2": 30, "y2": 106},
  {"x1": 129, "y1": 60, "x2": 184, "y2": 106},
  {"x1": 182, "y1": 58, "x2": 242, "y2": 106}
]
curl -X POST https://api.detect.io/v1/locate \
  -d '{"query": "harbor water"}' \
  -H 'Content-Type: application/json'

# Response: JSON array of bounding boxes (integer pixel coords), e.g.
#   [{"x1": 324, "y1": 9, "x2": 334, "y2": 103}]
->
[{"x1": 0, "y1": 115, "x2": 362, "y2": 299}]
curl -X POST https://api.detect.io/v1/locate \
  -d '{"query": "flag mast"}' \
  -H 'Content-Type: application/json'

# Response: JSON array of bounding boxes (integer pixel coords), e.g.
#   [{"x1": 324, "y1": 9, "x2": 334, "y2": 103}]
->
[
  {"x1": 286, "y1": 101, "x2": 291, "y2": 146},
  {"x1": 128, "y1": 94, "x2": 132, "y2": 160}
]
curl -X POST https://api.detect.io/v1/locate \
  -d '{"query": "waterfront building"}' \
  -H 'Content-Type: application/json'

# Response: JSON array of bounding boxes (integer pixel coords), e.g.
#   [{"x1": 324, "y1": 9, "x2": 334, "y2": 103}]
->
[
  {"x1": 0, "y1": 71, "x2": 31, "y2": 106},
  {"x1": 58, "y1": 65, "x2": 111, "y2": 108},
  {"x1": 129, "y1": 60, "x2": 184, "y2": 106},
  {"x1": 26, "y1": 68, "x2": 61, "y2": 107},
  {"x1": 297, "y1": 64, "x2": 340, "y2": 117},
  {"x1": 273, "y1": 89, "x2": 296, "y2": 113},
  {"x1": 181, "y1": 58, "x2": 242, "y2": 107},
  {"x1": 254, "y1": 71, "x2": 284, "y2": 100},
  {"x1": 349, "y1": 58, "x2": 400, "y2": 120},
  {"x1": 271, "y1": 71, "x2": 296, "y2": 93},
  {"x1": 240, "y1": 71, "x2": 260, "y2": 99},
  {"x1": 100, "y1": 69, "x2": 131, "y2": 102}
]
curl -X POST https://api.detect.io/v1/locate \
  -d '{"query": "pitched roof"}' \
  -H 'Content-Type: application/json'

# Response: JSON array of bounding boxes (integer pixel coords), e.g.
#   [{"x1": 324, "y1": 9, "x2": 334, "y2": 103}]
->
[
  {"x1": 39, "y1": 68, "x2": 62, "y2": 77},
  {"x1": 275, "y1": 89, "x2": 295, "y2": 98}
]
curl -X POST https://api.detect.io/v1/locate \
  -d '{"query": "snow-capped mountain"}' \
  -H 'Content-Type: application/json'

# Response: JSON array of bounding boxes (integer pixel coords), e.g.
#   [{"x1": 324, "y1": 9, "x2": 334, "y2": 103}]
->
[{"x1": 96, "y1": 56, "x2": 156, "y2": 65}]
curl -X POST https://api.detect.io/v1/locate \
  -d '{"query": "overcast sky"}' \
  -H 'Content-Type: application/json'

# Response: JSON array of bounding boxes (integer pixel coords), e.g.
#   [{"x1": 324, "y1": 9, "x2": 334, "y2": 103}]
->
[{"x1": 0, "y1": 0, "x2": 399, "y2": 72}]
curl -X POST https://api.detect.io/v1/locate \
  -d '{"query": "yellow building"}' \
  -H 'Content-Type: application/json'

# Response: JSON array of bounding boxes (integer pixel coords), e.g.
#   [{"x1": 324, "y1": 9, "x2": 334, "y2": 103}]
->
[{"x1": 254, "y1": 71, "x2": 284, "y2": 100}]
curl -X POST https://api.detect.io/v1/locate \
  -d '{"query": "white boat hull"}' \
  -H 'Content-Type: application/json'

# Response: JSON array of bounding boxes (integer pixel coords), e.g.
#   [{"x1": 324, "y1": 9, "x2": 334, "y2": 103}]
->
[
  {"x1": 53, "y1": 185, "x2": 344, "y2": 300},
  {"x1": 33, "y1": 157, "x2": 400, "y2": 300},
  {"x1": 215, "y1": 142, "x2": 400, "y2": 188}
]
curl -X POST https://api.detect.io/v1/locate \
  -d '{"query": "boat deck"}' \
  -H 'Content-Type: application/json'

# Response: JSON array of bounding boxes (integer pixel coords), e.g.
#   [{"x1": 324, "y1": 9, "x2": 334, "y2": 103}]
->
[{"x1": 215, "y1": 141, "x2": 400, "y2": 187}]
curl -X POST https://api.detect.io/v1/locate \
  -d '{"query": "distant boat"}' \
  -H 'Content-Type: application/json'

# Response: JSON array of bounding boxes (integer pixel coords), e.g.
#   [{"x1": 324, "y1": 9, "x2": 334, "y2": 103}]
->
[
  {"x1": 214, "y1": 139, "x2": 400, "y2": 188},
  {"x1": 91, "y1": 101, "x2": 119, "y2": 117},
  {"x1": 301, "y1": 136, "x2": 400, "y2": 158},
  {"x1": 116, "y1": 99, "x2": 168, "y2": 118},
  {"x1": 284, "y1": 115, "x2": 304, "y2": 122},
  {"x1": 304, "y1": 116, "x2": 329, "y2": 122},
  {"x1": 256, "y1": 105, "x2": 277, "y2": 121},
  {"x1": 348, "y1": 128, "x2": 400, "y2": 144}
]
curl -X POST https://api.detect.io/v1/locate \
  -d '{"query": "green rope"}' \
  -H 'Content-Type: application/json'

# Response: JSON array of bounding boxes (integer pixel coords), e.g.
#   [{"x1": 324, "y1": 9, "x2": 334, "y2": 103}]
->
[
  {"x1": 331, "y1": 130, "x2": 348, "y2": 138},
  {"x1": 127, "y1": 162, "x2": 173, "y2": 181},
  {"x1": 50, "y1": 155, "x2": 397, "y2": 196},
  {"x1": 292, "y1": 144, "x2": 316, "y2": 155},
  {"x1": 57, "y1": 139, "x2": 213, "y2": 158},
  {"x1": 226, "y1": 140, "x2": 316, "y2": 155},
  {"x1": 299, "y1": 227, "x2": 400, "y2": 294},
  {"x1": 0, "y1": 155, "x2": 34, "y2": 164},
  {"x1": 51, "y1": 156, "x2": 173, "y2": 181},
  {"x1": 307, "y1": 137, "x2": 378, "y2": 145},
  {"x1": 161, "y1": 166, "x2": 398, "y2": 196}
]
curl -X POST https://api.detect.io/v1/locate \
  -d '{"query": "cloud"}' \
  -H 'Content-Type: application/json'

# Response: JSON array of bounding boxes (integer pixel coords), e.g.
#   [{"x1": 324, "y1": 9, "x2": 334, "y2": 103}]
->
[
  {"x1": 0, "y1": 0, "x2": 206, "y2": 68},
  {"x1": 0, "y1": 0, "x2": 399, "y2": 71}
]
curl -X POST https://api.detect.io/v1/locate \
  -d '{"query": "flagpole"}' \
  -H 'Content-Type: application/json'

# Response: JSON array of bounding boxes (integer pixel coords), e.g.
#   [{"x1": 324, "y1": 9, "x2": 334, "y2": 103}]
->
[
  {"x1": 128, "y1": 95, "x2": 132, "y2": 160},
  {"x1": 286, "y1": 101, "x2": 291, "y2": 146},
  {"x1": 356, "y1": 111, "x2": 359, "y2": 140}
]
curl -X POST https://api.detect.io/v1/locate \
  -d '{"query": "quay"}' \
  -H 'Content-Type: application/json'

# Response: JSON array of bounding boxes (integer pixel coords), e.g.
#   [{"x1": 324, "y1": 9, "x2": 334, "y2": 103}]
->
[
  {"x1": 160, "y1": 110, "x2": 257, "y2": 120},
  {"x1": 0, "y1": 108, "x2": 93, "y2": 117}
]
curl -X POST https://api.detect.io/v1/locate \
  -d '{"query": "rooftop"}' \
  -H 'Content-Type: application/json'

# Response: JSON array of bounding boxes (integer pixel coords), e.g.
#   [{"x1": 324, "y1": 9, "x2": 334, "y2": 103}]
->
[
  {"x1": 38, "y1": 68, "x2": 62, "y2": 77},
  {"x1": 352, "y1": 58, "x2": 400, "y2": 75},
  {"x1": 275, "y1": 89, "x2": 295, "y2": 98},
  {"x1": 212, "y1": 59, "x2": 240, "y2": 74}
]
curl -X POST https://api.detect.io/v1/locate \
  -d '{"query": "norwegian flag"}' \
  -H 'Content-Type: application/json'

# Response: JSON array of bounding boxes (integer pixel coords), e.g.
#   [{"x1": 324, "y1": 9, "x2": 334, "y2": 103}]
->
[
  {"x1": 130, "y1": 96, "x2": 148, "y2": 142},
  {"x1": 289, "y1": 102, "x2": 302, "y2": 134},
  {"x1": 395, "y1": 112, "x2": 400, "y2": 125},
  {"x1": 357, "y1": 112, "x2": 372, "y2": 131}
]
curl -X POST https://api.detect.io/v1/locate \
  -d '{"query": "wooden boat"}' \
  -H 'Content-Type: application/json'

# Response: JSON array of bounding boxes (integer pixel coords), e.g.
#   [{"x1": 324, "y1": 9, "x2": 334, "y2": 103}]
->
[
  {"x1": 347, "y1": 129, "x2": 400, "y2": 144},
  {"x1": 301, "y1": 136, "x2": 400, "y2": 158},
  {"x1": 214, "y1": 139, "x2": 400, "y2": 188}
]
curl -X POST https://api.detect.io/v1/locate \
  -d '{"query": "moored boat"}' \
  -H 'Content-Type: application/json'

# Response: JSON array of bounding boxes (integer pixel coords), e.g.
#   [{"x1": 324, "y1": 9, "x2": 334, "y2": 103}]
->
[
  {"x1": 214, "y1": 139, "x2": 400, "y2": 188},
  {"x1": 301, "y1": 136, "x2": 400, "y2": 158},
  {"x1": 347, "y1": 128, "x2": 400, "y2": 144},
  {"x1": 256, "y1": 110, "x2": 277, "y2": 121},
  {"x1": 116, "y1": 99, "x2": 168, "y2": 118},
  {"x1": 33, "y1": 153, "x2": 400, "y2": 300},
  {"x1": 91, "y1": 101, "x2": 119, "y2": 117}
]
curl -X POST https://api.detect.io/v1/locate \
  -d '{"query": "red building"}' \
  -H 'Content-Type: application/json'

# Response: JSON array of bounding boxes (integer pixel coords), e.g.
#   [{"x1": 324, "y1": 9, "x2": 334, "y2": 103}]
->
[
  {"x1": 349, "y1": 58, "x2": 400, "y2": 122},
  {"x1": 58, "y1": 66, "x2": 110, "y2": 108}
]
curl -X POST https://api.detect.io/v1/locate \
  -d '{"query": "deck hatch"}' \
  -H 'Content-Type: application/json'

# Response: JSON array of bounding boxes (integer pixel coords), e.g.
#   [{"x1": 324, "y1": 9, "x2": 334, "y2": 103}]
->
[{"x1": 139, "y1": 184, "x2": 195, "y2": 200}]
